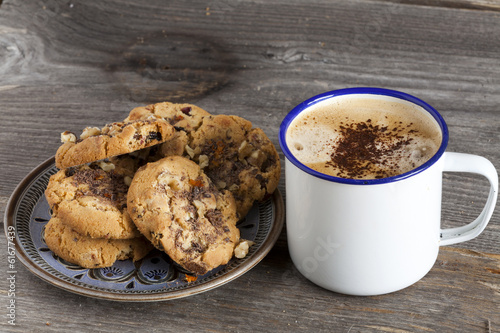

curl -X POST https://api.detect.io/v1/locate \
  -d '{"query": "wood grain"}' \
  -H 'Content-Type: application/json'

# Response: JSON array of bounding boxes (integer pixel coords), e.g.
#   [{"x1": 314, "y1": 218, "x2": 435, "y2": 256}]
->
[
  {"x1": 1, "y1": 0, "x2": 499, "y2": 332},
  {"x1": 379, "y1": 0, "x2": 500, "y2": 11}
]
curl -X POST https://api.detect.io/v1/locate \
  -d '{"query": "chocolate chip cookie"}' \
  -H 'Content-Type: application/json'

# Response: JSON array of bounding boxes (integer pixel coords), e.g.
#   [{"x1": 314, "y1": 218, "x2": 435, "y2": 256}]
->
[
  {"x1": 44, "y1": 216, "x2": 153, "y2": 269},
  {"x1": 55, "y1": 116, "x2": 175, "y2": 169},
  {"x1": 124, "y1": 102, "x2": 210, "y2": 132},
  {"x1": 45, "y1": 158, "x2": 140, "y2": 239},
  {"x1": 124, "y1": 102, "x2": 211, "y2": 158},
  {"x1": 127, "y1": 155, "x2": 240, "y2": 275},
  {"x1": 127, "y1": 102, "x2": 281, "y2": 218},
  {"x1": 186, "y1": 115, "x2": 281, "y2": 218}
]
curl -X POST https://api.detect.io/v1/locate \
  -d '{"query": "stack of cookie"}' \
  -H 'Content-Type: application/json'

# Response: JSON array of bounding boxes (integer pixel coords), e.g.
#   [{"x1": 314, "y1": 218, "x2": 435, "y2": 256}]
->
[
  {"x1": 44, "y1": 117, "x2": 174, "y2": 268},
  {"x1": 45, "y1": 102, "x2": 281, "y2": 275}
]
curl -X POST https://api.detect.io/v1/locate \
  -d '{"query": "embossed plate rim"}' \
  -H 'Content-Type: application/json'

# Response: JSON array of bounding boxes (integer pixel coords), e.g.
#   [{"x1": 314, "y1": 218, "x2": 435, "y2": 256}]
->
[{"x1": 4, "y1": 156, "x2": 285, "y2": 302}]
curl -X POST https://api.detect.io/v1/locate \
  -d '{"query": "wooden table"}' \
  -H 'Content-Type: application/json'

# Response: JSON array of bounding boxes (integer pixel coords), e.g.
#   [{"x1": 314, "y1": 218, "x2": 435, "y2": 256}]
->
[{"x1": 1, "y1": 0, "x2": 499, "y2": 332}]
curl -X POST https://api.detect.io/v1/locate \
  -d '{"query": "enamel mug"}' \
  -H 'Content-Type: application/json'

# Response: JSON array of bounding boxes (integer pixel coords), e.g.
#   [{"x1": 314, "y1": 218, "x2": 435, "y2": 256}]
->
[{"x1": 279, "y1": 87, "x2": 498, "y2": 296}]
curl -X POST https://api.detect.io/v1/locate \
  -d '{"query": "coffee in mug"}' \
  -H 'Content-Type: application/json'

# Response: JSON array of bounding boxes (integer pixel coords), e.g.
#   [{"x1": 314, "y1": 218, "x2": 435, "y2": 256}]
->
[
  {"x1": 285, "y1": 95, "x2": 442, "y2": 179},
  {"x1": 280, "y1": 87, "x2": 498, "y2": 295}
]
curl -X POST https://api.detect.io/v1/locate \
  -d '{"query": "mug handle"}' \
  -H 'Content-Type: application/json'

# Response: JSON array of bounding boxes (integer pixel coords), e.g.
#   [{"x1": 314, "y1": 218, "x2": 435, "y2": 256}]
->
[{"x1": 440, "y1": 152, "x2": 498, "y2": 246}]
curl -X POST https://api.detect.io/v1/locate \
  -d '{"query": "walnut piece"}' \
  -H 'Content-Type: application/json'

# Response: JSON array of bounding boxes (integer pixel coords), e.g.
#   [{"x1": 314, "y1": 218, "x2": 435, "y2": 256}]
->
[
  {"x1": 238, "y1": 140, "x2": 253, "y2": 159},
  {"x1": 101, "y1": 122, "x2": 121, "y2": 136},
  {"x1": 80, "y1": 127, "x2": 101, "y2": 139},
  {"x1": 123, "y1": 176, "x2": 133, "y2": 186},
  {"x1": 198, "y1": 154, "x2": 209, "y2": 169},
  {"x1": 228, "y1": 184, "x2": 239, "y2": 191},
  {"x1": 61, "y1": 131, "x2": 77, "y2": 143},
  {"x1": 185, "y1": 145, "x2": 195, "y2": 158},
  {"x1": 98, "y1": 161, "x2": 115, "y2": 172},
  {"x1": 216, "y1": 180, "x2": 227, "y2": 189},
  {"x1": 234, "y1": 239, "x2": 255, "y2": 258}
]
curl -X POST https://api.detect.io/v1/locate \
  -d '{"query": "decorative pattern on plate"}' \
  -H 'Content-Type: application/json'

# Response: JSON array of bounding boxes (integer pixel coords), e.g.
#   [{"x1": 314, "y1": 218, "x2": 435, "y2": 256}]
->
[{"x1": 6, "y1": 157, "x2": 283, "y2": 301}]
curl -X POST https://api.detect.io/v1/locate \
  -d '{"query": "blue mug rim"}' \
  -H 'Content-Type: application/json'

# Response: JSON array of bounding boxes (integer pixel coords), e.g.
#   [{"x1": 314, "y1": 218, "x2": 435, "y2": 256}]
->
[{"x1": 279, "y1": 87, "x2": 449, "y2": 185}]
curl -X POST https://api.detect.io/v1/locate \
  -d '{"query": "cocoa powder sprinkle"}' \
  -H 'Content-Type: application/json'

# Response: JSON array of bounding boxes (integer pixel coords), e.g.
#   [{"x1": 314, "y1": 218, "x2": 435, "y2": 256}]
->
[{"x1": 327, "y1": 121, "x2": 415, "y2": 179}]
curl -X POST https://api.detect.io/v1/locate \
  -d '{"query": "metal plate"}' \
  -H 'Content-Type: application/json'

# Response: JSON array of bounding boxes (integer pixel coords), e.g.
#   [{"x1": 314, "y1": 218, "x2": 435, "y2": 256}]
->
[{"x1": 4, "y1": 157, "x2": 284, "y2": 301}]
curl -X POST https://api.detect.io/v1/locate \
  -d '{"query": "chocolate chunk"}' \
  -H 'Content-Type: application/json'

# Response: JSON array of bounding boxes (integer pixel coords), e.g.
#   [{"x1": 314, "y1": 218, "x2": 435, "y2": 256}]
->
[
  {"x1": 147, "y1": 131, "x2": 162, "y2": 142},
  {"x1": 180, "y1": 106, "x2": 192, "y2": 115}
]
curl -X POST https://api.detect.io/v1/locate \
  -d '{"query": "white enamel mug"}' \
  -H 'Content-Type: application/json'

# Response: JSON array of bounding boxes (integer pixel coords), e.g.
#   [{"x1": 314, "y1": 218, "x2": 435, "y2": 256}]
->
[{"x1": 279, "y1": 88, "x2": 498, "y2": 296}]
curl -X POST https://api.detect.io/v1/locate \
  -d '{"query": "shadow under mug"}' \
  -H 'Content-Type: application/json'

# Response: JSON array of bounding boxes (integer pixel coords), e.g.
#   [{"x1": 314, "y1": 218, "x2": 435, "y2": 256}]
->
[{"x1": 279, "y1": 87, "x2": 498, "y2": 296}]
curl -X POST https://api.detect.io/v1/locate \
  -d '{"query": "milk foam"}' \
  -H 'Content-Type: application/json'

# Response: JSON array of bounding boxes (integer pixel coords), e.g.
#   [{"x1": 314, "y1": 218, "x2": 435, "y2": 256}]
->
[{"x1": 286, "y1": 95, "x2": 442, "y2": 179}]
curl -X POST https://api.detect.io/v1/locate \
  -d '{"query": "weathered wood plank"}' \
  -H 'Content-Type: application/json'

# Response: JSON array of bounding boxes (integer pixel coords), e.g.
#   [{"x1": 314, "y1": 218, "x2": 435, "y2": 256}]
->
[
  {"x1": 378, "y1": 0, "x2": 500, "y2": 11},
  {"x1": 0, "y1": 245, "x2": 498, "y2": 332},
  {"x1": 0, "y1": 0, "x2": 499, "y2": 332}
]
